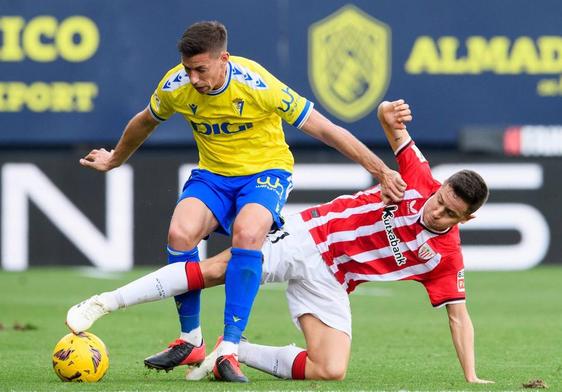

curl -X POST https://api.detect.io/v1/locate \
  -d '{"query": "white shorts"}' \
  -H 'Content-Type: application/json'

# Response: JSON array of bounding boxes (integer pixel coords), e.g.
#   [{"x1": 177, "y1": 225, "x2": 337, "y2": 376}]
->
[{"x1": 261, "y1": 214, "x2": 352, "y2": 337}]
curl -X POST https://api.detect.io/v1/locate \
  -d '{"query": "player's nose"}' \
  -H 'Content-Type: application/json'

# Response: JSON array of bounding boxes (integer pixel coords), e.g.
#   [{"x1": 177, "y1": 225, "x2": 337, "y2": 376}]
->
[{"x1": 189, "y1": 71, "x2": 199, "y2": 84}]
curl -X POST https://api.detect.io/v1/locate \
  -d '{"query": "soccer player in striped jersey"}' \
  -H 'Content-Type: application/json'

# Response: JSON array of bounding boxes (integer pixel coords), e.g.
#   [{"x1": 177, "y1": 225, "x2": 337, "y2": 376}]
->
[
  {"x1": 68, "y1": 99, "x2": 493, "y2": 384},
  {"x1": 77, "y1": 21, "x2": 406, "y2": 382}
]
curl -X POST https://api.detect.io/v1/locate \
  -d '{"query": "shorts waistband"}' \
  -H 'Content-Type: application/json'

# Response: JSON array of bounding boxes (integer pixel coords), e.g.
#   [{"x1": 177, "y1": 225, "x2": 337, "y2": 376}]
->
[{"x1": 283, "y1": 213, "x2": 321, "y2": 260}]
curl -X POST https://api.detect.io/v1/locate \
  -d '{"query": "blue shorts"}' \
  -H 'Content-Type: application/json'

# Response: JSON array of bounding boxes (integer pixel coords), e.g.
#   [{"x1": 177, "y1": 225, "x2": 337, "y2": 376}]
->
[{"x1": 179, "y1": 169, "x2": 293, "y2": 236}]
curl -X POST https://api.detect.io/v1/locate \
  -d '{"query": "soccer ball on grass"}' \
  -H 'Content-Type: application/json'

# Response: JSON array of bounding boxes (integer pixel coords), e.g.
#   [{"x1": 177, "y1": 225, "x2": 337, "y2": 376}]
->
[{"x1": 52, "y1": 331, "x2": 109, "y2": 382}]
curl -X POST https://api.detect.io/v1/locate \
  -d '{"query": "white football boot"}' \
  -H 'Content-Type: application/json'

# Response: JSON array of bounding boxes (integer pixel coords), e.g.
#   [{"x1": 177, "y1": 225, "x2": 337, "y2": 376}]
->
[{"x1": 66, "y1": 295, "x2": 110, "y2": 333}]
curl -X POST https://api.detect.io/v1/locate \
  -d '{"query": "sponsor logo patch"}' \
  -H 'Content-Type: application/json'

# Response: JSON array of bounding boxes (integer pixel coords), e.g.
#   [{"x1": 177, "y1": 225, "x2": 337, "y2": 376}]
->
[
  {"x1": 408, "y1": 200, "x2": 418, "y2": 214},
  {"x1": 188, "y1": 103, "x2": 198, "y2": 115},
  {"x1": 457, "y1": 269, "x2": 465, "y2": 292},
  {"x1": 382, "y1": 205, "x2": 406, "y2": 266}
]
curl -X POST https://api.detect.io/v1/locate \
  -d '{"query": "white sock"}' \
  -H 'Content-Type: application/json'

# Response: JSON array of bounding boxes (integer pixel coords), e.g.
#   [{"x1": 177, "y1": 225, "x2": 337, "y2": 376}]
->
[
  {"x1": 180, "y1": 327, "x2": 203, "y2": 346},
  {"x1": 238, "y1": 341, "x2": 304, "y2": 379},
  {"x1": 217, "y1": 340, "x2": 239, "y2": 357},
  {"x1": 105, "y1": 262, "x2": 189, "y2": 308}
]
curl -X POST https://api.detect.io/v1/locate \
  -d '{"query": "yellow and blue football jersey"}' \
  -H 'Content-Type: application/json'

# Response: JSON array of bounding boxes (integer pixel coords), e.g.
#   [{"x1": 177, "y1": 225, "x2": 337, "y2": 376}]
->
[{"x1": 149, "y1": 56, "x2": 314, "y2": 176}]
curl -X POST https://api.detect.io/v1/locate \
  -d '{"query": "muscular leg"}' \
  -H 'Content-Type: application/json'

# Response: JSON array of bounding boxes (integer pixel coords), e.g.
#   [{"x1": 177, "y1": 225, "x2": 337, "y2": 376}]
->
[
  {"x1": 300, "y1": 314, "x2": 351, "y2": 380},
  {"x1": 168, "y1": 197, "x2": 218, "y2": 250},
  {"x1": 238, "y1": 314, "x2": 351, "y2": 380},
  {"x1": 115, "y1": 249, "x2": 231, "y2": 307},
  {"x1": 220, "y1": 203, "x2": 272, "y2": 355},
  {"x1": 65, "y1": 249, "x2": 232, "y2": 333},
  {"x1": 167, "y1": 197, "x2": 218, "y2": 345}
]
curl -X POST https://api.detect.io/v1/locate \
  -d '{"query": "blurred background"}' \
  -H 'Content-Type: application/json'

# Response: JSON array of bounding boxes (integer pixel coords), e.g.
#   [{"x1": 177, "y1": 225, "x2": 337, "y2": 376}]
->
[{"x1": 1, "y1": 0, "x2": 560, "y2": 272}]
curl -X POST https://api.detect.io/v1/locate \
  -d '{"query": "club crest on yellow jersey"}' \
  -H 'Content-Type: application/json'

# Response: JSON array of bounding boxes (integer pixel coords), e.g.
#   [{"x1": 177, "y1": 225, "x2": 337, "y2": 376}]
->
[
  {"x1": 309, "y1": 5, "x2": 391, "y2": 122},
  {"x1": 232, "y1": 98, "x2": 245, "y2": 115}
]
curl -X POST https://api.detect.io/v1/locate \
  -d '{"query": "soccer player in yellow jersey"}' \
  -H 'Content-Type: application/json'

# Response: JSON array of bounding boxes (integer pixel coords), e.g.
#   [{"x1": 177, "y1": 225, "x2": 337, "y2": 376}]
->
[{"x1": 78, "y1": 20, "x2": 406, "y2": 382}]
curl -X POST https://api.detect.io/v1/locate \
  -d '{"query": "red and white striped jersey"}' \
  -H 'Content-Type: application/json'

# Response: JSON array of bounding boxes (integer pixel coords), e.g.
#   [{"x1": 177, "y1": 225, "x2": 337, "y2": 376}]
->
[{"x1": 299, "y1": 139, "x2": 466, "y2": 308}]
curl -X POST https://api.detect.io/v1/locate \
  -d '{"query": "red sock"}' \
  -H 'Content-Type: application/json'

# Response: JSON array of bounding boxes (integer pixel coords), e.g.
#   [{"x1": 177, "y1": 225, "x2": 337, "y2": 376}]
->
[
  {"x1": 291, "y1": 350, "x2": 307, "y2": 380},
  {"x1": 185, "y1": 262, "x2": 205, "y2": 290}
]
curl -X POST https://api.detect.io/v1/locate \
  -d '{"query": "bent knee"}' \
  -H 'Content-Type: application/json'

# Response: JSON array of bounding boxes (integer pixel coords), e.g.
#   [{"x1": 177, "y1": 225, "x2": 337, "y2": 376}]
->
[
  {"x1": 232, "y1": 226, "x2": 267, "y2": 248},
  {"x1": 168, "y1": 224, "x2": 201, "y2": 250}
]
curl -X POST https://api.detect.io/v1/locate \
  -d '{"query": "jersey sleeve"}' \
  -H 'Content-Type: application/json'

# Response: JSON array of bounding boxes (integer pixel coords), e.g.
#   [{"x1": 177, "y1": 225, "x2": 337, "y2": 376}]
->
[
  {"x1": 421, "y1": 252, "x2": 466, "y2": 308},
  {"x1": 255, "y1": 63, "x2": 314, "y2": 128},
  {"x1": 395, "y1": 139, "x2": 437, "y2": 191},
  {"x1": 148, "y1": 75, "x2": 176, "y2": 122}
]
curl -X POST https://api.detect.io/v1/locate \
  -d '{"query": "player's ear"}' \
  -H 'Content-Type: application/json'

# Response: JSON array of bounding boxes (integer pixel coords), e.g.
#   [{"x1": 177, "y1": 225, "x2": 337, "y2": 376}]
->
[
  {"x1": 460, "y1": 214, "x2": 475, "y2": 224},
  {"x1": 220, "y1": 51, "x2": 230, "y2": 62}
]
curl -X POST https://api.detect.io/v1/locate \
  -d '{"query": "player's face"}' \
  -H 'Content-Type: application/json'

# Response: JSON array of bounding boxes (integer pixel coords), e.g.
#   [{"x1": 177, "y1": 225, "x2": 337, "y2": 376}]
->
[
  {"x1": 182, "y1": 51, "x2": 229, "y2": 94},
  {"x1": 423, "y1": 184, "x2": 473, "y2": 232}
]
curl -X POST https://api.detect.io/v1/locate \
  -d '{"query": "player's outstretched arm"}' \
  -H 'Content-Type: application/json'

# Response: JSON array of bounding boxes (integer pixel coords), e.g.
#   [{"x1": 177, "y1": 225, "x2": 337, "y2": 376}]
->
[
  {"x1": 446, "y1": 303, "x2": 494, "y2": 384},
  {"x1": 377, "y1": 99, "x2": 413, "y2": 153},
  {"x1": 80, "y1": 108, "x2": 159, "y2": 172},
  {"x1": 300, "y1": 109, "x2": 406, "y2": 203}
]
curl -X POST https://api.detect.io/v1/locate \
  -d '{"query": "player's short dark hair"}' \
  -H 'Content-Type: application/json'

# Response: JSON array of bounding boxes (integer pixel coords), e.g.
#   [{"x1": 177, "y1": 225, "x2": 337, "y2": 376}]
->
[
  {"x1": 177, "y1": 21, "x2": 228, "y2": 58},
  {"x1": 445, "y1": 170, "x2": 489, "y2": 215}
]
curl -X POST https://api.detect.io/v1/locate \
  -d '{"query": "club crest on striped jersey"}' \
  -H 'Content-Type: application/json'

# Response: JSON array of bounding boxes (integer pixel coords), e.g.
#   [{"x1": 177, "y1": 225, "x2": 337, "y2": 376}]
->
[{"x1": 418, "y1": 242, "x2": 436, "y2": 260}]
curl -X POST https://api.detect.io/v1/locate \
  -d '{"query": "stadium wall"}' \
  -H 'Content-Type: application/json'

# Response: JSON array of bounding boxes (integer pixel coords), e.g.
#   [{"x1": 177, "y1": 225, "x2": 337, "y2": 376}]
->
[
  {"x1": 0, "y1": 150, "x2": 557, "y2": 271},
  {"x1": 1, "y1": 0, "x2": 561, "y2": 146}
]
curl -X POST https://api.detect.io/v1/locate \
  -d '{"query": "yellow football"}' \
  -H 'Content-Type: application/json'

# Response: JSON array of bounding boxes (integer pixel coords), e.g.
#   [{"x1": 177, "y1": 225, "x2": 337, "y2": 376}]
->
[{"x1": 52, "y1": 332, "x2": 109, "y2": 382}]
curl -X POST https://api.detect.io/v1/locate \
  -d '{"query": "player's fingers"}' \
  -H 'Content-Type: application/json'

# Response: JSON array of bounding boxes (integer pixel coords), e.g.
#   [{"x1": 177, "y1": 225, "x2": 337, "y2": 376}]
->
[
  {"x1": 79, "y1": 158, "x2": 95, "y2": 167},
  {"x1": 389, "y1": 171, "x2": 407, "y2": 189},
  {"x1": 82, "y1": 150, "x2": 98, "y2": 161},
  {"x1": 398, "y1": 107, "x2": 411, "y2": 116},
  {"x1": 381, "y1": 193, "x2": 392, "y2": 205},
  {"x1": 400, "y1": 114, "x2": 413, "y2": 123},
  {"x1": 392, "y1": 99, "x2": 405, "y2": 107},
  {"x1": 399, "y1": 109, "x2": 411, "y2": 117},
  {"x1": 396, "y1": 103, "x2": 409, "y2": 112},
  {"x1": 391, "y1": 189, "x2": 404, "y2": 202},
  {"x1": 394, "y1": 180, "x2": 407, "y2": 197},
  {"x1": 384, "y1": 186, "x2": 402, "y2": 202}
]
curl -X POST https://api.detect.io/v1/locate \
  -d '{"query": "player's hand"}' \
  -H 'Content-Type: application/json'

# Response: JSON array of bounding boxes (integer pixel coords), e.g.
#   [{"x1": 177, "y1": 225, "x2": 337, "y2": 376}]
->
[
  {"x1": 79, "y1": 148, "x2": 118, "y2": 172},
  {"x1": 378, "y1": 99, "x2": 412, "y2": 130},
  {"x1": 380, "y1": 169, "x2": 407, "y2": 204}
]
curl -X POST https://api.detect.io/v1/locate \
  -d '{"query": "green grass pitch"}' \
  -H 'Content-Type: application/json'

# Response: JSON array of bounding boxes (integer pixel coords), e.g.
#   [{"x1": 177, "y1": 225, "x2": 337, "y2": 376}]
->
[{"x1": 1, "y1": 266, "x2": 561, "y2": 391}]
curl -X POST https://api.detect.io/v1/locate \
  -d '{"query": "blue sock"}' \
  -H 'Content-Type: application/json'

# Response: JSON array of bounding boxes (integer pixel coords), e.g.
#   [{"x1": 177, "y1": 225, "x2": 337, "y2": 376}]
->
[
  {"x1": 223, "y1": 247, "x2": 263, "y2": 344},
  {"x1": 167, "y1": 245, "x2": 200, "y2": 334}
]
